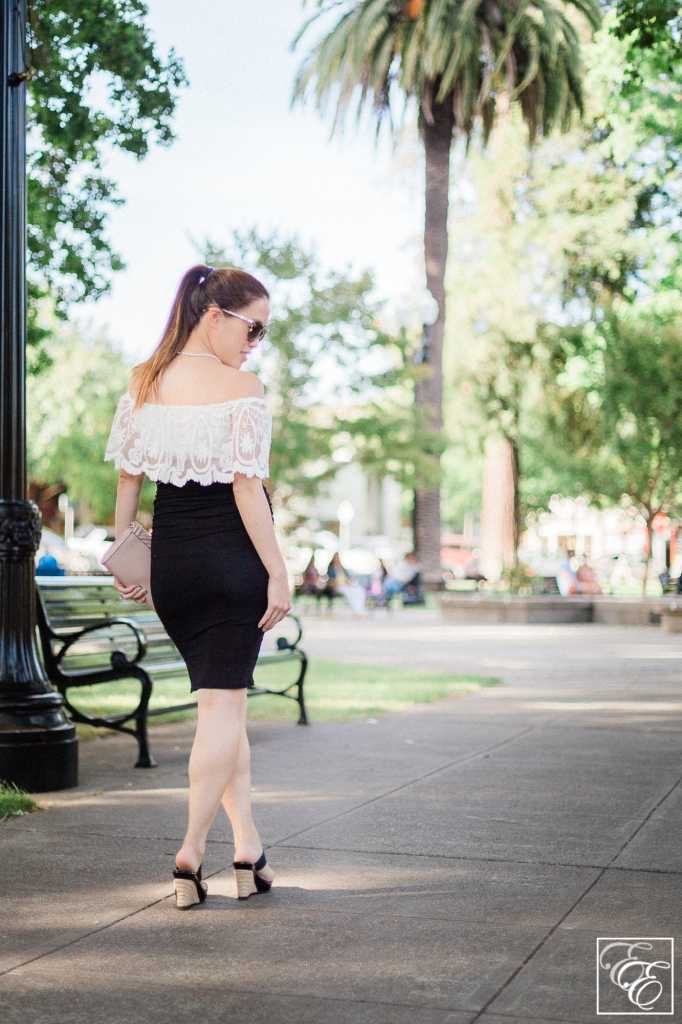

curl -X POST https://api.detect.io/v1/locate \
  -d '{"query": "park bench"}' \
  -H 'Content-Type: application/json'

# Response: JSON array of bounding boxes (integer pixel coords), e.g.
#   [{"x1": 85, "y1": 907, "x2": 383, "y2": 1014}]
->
[{"x1": 36, "y1": 577, "x2": 308, "y2": 769}]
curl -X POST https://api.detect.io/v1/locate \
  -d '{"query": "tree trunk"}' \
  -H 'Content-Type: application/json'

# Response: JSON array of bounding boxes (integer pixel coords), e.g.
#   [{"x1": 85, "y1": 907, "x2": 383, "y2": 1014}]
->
[
  {"x1": 415, "y1": 97, "x2": 454, "y2": 585},
  {"x1": 480, "y1": 433, "x2": 516, "y2": 581},
  {"x1": 480, "y1": 431, "x2": 519, "y2": 581}
]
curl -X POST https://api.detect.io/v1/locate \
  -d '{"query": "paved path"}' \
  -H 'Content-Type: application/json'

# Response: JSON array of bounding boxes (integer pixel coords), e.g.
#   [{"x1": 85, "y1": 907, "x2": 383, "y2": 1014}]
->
[{"x1": 1, "y1": 610, "x2": 681, "y2": 1022}]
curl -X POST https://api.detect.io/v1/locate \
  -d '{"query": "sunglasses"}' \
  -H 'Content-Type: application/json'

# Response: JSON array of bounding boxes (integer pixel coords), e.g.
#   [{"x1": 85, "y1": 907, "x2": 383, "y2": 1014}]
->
[{"x1": 222, "y1": 308, "x2": 269, "y2": 343}]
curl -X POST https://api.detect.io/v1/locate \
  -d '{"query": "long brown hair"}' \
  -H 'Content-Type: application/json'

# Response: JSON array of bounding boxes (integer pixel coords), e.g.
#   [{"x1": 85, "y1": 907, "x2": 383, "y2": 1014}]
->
[{"x1": 130, "y1": 265, "x2": 269, "y2": 409}]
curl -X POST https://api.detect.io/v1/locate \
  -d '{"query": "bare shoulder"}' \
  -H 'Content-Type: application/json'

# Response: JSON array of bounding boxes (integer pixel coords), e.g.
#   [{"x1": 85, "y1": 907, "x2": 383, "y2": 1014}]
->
[{"x1": 227, "y1": 370, "x2": 265, "y2": 401}]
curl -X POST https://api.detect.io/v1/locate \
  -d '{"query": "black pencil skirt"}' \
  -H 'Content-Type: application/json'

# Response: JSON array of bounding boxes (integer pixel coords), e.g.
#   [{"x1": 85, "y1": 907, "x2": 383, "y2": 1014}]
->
[{"x1": 150, "y1": 481, "x2": 269, "y2": 691}]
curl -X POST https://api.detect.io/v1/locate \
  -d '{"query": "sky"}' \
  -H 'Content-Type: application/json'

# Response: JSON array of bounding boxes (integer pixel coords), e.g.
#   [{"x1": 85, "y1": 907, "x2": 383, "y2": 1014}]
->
[{"x1": 82, "y1": 0, "x2": 425, "y2": 361}]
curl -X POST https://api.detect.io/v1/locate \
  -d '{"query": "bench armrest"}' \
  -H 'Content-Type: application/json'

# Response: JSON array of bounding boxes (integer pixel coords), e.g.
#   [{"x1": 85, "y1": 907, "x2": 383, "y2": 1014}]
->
[
  {"x1": 276, "y1": 612, "x2": 303, "y2": 651},
  {"x1": 55, "y1": 617, "x2": 148, "y2": 667}
]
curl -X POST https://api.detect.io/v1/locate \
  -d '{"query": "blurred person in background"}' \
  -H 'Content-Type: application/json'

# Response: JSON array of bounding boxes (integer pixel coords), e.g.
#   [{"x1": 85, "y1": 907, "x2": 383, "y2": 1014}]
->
[
  {"x1": 556, "y1": 549, "x2": 578, "y2": 596},
  {"x1": 378, "y1": 552, "x2": 422, "y2": 606},
  {"x1": 295, "y1": 554, "x2": 320, "y2": 599},
  {"x1": 576, "y1": 561, "x2": 602, "y2": 595},
  {"x1": 369, "y1": 558, "x2": 388, "y2": 602},
  {"x1": 325, "y1": 552, "x2": 366, "y2": 616}
]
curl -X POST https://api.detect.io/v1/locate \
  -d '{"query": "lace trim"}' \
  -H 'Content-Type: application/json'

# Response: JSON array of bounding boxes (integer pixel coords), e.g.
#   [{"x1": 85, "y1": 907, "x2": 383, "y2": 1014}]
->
[{"x1": 105, "y1": 391, "x2": 272, "y2": 486}]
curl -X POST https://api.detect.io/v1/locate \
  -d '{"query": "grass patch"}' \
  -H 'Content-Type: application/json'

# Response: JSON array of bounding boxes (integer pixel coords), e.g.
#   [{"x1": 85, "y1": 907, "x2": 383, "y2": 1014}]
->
[
  {"x1": 0, "y1": 781, "x2": 40, "y2": 822},
  {"x1": 250, "y1": 660, "x2": 499, "y2": 721},
  {"x1": 66, "y1": 660, "x2": 499, "y2": 732}
]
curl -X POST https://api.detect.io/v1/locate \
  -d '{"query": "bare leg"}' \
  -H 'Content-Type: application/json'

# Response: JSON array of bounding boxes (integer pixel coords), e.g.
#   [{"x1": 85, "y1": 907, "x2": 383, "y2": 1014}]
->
[
  {"x1": 221, "y1": 725, "x2": 274, "y2": 882},
  {"x1": 175, "y1": 689, "x2": 273, "y2": 885},
  {"x1": 175, "y1": 689, "x2": 246, "y2": 877}
]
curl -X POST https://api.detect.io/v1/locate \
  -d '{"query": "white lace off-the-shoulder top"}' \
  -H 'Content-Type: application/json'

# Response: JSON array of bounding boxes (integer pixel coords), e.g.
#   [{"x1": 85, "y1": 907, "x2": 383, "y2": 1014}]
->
[{"x1": 105, "y1": 391, "x2": 272, "y2": 487}]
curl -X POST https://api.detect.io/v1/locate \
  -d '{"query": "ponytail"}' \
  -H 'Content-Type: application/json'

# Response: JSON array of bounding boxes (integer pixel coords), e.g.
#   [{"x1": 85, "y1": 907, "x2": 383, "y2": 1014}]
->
[{"x1": 130, "y1": 265, "x2": 269, "y2": 409}]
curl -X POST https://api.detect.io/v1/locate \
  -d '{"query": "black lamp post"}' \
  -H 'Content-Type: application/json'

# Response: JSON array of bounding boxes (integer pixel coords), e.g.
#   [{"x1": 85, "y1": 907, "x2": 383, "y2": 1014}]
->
[{"x1": 0, "y1": 0, "x2": 77, "y2": 791}]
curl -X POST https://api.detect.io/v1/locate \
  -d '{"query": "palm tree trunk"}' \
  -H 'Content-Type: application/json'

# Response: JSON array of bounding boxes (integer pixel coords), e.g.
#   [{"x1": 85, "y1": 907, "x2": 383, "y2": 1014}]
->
[{"x1": 415, "y1": 97, "x2": 454, "y2": 585}]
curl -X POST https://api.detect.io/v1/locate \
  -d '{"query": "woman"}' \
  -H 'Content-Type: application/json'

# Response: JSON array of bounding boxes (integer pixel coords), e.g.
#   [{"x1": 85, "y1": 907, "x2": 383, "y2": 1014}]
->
[{"x1": 105, "y1": 265, "x2": 291, "y2": 909}]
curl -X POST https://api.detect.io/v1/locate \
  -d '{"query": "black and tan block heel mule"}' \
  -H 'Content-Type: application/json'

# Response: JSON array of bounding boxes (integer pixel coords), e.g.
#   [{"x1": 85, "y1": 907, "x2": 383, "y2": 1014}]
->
[
  {"x1": 233, "y1": 851, "x2": 272, "y2": 901},
  {"x1": 172, "y1": 866, "x2": 207, "y2": 909}
]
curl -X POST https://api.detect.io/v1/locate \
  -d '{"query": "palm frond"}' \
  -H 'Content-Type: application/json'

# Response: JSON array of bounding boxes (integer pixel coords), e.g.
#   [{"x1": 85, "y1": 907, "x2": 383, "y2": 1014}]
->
[{"x1": 293, "y1": 0, "x2": 602, "y2": 144}]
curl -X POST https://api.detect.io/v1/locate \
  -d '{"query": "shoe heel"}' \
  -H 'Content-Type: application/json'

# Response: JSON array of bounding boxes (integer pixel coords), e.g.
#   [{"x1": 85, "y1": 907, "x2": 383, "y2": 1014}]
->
[
  {"x1": 174, "y1": 878, "x2": 201, "y2": 908},
  {"x1": 234, "y1": 867, "x2": 257, "y2": 900}
]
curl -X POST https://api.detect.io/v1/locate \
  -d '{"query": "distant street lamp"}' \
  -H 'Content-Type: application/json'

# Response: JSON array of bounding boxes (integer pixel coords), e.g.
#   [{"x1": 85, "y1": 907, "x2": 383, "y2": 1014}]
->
[
  {"x1": 0, "y1": 0, "x2": 77, "y2": 790},
  {"x1": 58, "y1": 492, "x2": 74, "y2": 545}
]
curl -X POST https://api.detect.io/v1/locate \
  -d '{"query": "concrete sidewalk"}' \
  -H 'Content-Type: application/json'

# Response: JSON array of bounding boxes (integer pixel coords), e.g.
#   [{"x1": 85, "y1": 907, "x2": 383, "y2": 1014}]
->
[{"x1": 1, "y1": 610, "x2": 681, "y2": 1022}]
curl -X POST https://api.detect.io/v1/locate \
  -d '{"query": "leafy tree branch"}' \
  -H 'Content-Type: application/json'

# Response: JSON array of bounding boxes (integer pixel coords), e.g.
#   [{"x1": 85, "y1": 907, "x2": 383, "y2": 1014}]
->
[{"x1": 26, "y1": 0, "x2": 186, "y2": 354}]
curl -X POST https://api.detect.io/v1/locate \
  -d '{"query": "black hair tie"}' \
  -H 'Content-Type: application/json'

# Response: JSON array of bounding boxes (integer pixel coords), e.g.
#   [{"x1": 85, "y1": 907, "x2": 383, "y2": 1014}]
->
[{"x1": 198, "y1": 266, "x2": 214, "y2": 285}]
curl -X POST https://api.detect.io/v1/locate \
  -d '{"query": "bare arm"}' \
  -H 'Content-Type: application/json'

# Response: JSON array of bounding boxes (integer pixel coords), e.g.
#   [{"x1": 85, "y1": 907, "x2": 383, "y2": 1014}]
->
[
  {"x1": 233, "y1": 473, "x2": 291, "y2": 631},
  {"x1": 115, "y1": 470, "x2": 144, "y2": 538},
  {"x1": 113, "y1": 469, "x2": 148, "y2": 604}
]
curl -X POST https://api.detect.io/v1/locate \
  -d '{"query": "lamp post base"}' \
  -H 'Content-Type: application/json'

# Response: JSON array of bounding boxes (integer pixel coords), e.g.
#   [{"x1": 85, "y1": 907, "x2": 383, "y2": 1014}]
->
[
  {"x1": 0, "y1": 501, "x2": 79, "y2": 792},
  {"x1": 0, "y1": 728, "x2": 78, "y2": 792},
  {"x1": 0, "y1": 694, "x2": 78, "y2": 791}
]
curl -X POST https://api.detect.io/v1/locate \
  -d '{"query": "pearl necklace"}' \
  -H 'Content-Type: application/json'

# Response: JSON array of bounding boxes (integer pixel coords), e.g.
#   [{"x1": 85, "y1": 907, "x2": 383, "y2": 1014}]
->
[{"x1": 178, "y1": 351, "x2": 222, "y2": 364}]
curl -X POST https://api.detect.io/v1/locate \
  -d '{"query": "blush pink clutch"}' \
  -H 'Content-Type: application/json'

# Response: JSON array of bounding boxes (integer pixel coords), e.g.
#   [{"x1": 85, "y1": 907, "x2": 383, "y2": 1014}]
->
[{"x1": 101, "y1": 522, "x2": 155, "y2": 610}]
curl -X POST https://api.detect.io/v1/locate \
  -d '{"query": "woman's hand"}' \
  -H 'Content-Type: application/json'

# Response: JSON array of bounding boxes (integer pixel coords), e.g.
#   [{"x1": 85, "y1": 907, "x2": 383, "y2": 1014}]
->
[
  {"x1": 232, "y1": 474, "x2": 291, "y2": 630},
  {"x1": 113, "y1": 576, "x2": 149, "y2": 605},
  {"x1": 258, "y1": 574, "x2": 292, "y2": 632}
]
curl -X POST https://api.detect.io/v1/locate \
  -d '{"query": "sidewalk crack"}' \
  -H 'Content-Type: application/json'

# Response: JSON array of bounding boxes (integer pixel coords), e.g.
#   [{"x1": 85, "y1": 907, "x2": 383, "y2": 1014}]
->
[
  {"x1": 466, "y1": 769, "x2": 682, "y2": 1022},
  {"x1": 272, "y1": 725, "x2": 538, "y2": 847},
  {"x1": 0, "y1": 868, "x2": 228, "y2": 979}
]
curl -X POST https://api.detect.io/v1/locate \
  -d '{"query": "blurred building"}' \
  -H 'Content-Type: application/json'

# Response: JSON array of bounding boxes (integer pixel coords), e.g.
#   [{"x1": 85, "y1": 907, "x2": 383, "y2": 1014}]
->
[
  {"x1": 308, "y1": 462, "x2": 405, "y2": 548},
  {"x1": 520, "y1": 497, "x2": 674, "y2": 578}
]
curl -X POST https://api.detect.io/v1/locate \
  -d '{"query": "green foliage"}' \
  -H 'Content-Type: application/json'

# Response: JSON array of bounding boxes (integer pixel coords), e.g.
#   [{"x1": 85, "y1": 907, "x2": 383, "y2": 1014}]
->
[
  {"x1": 613, "y1": 1, "x2": 681, "y2": 55},
  {"x1": 27, "y1": 323, "x2": 153, "y2": 524},
  {"x1": 509, "y1": 16, "x2": 682, "y2": 528},
  {"x1": 438, "y1": 12, "x2": 682, "y2": 332},
  {"x1": 441, "y1": 10, "x2": 682, "y2": 530},
  {"x1": 536, "y1": 308, "x2": 682, "y2": 528},
  {"x1": 521, "y1": 12, "x2": 682, "y2": 310},
  {"x1": 498, "y1": 560, "x2": 542, "y2": 595},
  {"x1": 441, "y1": 441, "x2": 482, "y2": 531},
  {"x1": 475, "y1": 335, "x2": 536, "y2": 449},
  {"x1": 26, "y1": 1, "x2": 186, "y2": 348},
  {"x1": 294, "y1": 0, "x2": 601, "y2": 139},
  {"x1": 0, "y1": 781, "x2": 39, "y2": 821},
  {"x1": 204, "y1": 230, "x2": 441, "y2": 507},
  {"x1": 453, "y1": 305, "x2": 682, "y2": 559}
]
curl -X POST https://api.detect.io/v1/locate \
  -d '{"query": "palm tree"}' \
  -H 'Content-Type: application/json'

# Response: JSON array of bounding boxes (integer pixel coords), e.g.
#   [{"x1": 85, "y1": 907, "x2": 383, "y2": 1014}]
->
[{"x1": 293, "y1": 0, "x2": 601, "y2": 584}]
